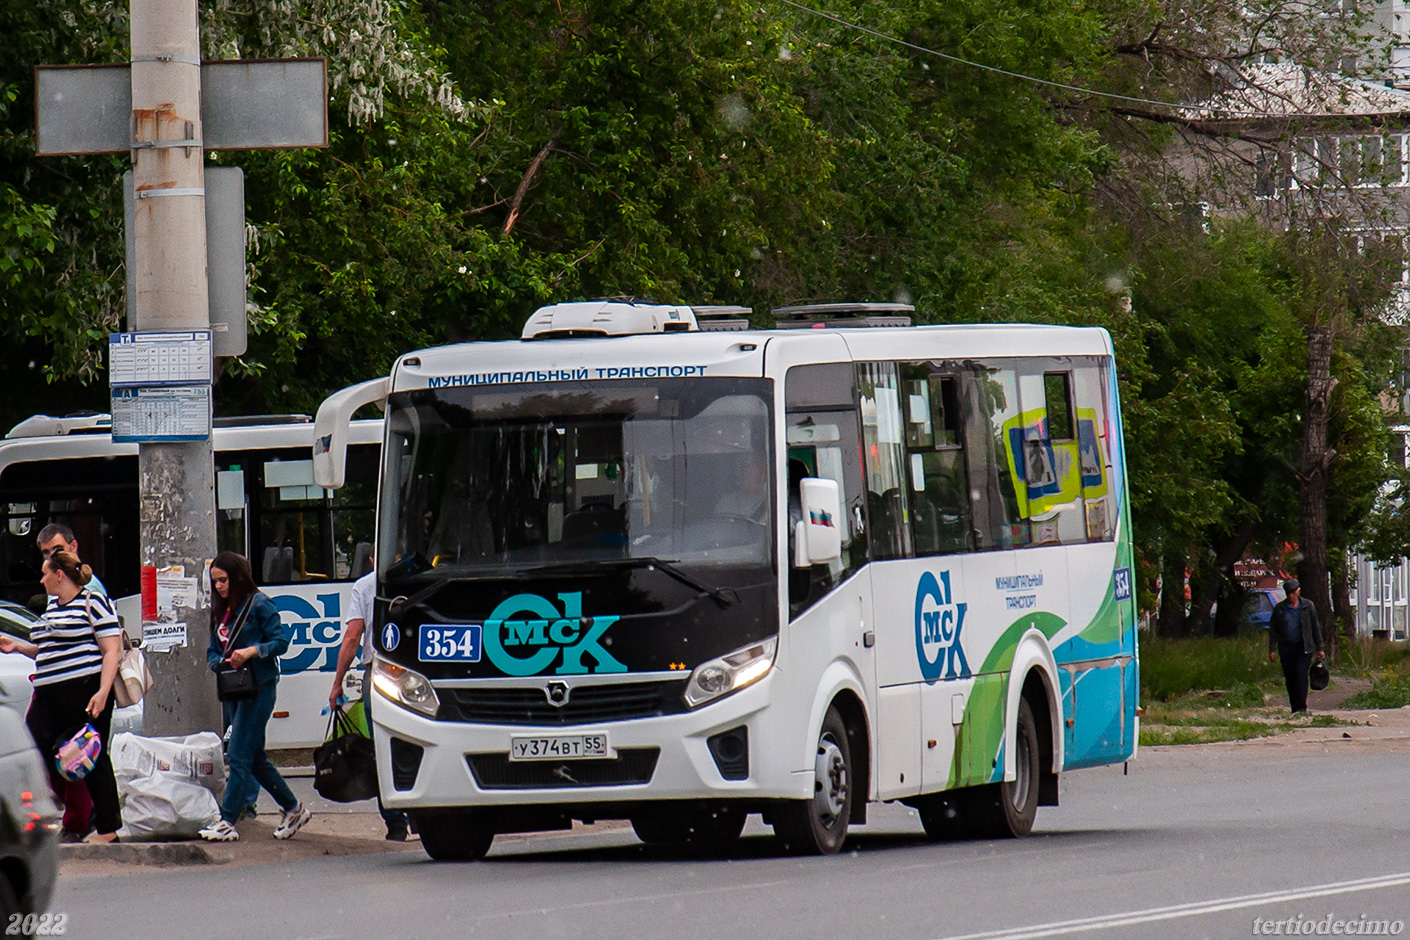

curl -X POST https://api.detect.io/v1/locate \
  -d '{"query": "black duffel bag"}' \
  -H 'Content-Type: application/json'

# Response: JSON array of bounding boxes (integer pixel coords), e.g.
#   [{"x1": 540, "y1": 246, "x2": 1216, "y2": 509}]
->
[{"x1": 313, "y1": 706, "x2": 380, "y2": 803}]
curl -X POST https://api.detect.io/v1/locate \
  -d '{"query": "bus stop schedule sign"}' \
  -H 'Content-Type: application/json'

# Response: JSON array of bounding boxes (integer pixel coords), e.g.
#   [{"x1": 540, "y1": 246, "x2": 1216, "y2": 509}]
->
[
  {"x1": 112, "y1": 387, "x2": 212, "y2": 442},
  {"x1": 109, "y1": 331, "x2": 213, "y2": 442},
  {"x1": 109, "y1": 331, "x2": 213, "y2": 386}
]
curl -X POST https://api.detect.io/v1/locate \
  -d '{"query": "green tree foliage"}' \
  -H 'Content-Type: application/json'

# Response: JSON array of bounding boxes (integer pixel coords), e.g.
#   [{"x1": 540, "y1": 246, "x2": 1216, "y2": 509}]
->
[{"x1": 0, "y1": 0, "x2": 1404, "y2": 625}]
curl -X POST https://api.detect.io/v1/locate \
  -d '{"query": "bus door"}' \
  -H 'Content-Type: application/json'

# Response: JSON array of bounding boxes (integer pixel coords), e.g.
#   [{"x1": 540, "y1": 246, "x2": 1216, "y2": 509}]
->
[
  {"x1": 779, "y1": 355, "x2": 876, "y2": 779},
  {"x1": 855, "y1": 360, "x2": 923, "y2": 799}
]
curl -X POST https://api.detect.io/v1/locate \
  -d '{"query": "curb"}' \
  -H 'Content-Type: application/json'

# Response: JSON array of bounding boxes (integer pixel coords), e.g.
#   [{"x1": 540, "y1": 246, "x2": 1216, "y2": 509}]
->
[{"x1": 59, "y1": 840, "x2": 223, "y2": 865}]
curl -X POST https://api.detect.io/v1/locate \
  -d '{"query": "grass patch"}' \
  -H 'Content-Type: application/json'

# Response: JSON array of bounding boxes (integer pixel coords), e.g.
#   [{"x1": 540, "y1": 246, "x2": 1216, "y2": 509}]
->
[
  {"x1": 1342, "y1": 671, "x2": 1410, "y2": 709},
  {"x1": 1139, "y1": 699, "x2": 1350, "y2": 746},
  {"x1": 1140, "y1": 634, "x2": 1281, "y2": 702}
]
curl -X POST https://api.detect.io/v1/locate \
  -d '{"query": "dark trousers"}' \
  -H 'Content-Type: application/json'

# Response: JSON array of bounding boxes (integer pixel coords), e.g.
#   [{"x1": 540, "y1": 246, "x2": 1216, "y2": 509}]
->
[
  {"x1": 26, "y1": 674, "x2": 122, "y2": 836},
  {"x1": 1278, "y1": 641, "x2": 1314, "y2": 713},
  {"x1": 220, "y1": 682, "x2": 298, "y2": 823},
  {"x1": 362, "y1": 666, "x2": 408, "y2": 832}
]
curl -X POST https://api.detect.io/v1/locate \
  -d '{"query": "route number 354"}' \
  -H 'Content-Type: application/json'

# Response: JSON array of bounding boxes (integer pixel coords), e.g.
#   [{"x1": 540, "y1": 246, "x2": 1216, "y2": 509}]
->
[{"x1": 5, "y1": 914, "x2": 67, "y2": 936}]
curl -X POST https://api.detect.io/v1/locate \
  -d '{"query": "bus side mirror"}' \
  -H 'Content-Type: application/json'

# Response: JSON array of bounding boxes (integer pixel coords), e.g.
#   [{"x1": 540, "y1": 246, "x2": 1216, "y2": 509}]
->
[
  {"x1": 313, "y1": 377, "x2": 389, "y2": 489},
  {"x1": 793, "y1": 477, "x2": 842, "y2": 567}
]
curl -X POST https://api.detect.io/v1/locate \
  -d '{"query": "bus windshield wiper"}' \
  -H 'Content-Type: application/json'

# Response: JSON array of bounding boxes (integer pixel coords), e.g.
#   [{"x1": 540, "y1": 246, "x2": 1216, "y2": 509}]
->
[
  {"x1": 518, "y1": 557, "x2": 739, "y2": 608},
  {"x1": 386, "y1": 566, "x2": 527, "y2": 618}
]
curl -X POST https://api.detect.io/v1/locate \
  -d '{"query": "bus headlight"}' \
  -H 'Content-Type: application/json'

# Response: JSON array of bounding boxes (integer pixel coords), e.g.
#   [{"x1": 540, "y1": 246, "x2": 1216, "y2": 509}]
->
[
  {"x1": 684, "y1": 636, "x2": 777, "y2": 709},
  {"x1": 371, "y1": 657, "x2": 440, "y2": 719}
]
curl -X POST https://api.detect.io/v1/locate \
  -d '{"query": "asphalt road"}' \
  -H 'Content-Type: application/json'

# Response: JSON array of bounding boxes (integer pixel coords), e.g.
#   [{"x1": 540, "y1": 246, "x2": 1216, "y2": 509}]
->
[{"x1": 51, "y1": 732, "x2": 1410, "y2": 940}]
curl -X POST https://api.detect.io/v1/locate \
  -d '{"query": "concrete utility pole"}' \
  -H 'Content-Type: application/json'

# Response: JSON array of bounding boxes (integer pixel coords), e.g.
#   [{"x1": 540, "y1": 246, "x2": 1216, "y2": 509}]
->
[
  {"x1": 130, "y1": 0, "x2": 219, "y2": 736},
  {"x1": 35, "y1": 0, "x2": 326, "y2": 738}
]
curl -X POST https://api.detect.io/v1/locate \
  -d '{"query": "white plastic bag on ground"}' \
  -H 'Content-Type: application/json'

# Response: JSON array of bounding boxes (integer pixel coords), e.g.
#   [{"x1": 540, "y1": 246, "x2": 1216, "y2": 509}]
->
[{"x1": 112, "y1": 732, "x2": 226, "y2": 841}]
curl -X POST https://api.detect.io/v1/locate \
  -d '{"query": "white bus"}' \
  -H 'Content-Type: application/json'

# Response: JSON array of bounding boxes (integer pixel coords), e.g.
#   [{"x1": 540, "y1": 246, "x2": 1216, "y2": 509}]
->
[
  {"x1": 314, "y1": 300, "x2": 1139, "y2": 859},
  {"x1": 0, "y1": 413, "x2": 383, "y2": 747}
]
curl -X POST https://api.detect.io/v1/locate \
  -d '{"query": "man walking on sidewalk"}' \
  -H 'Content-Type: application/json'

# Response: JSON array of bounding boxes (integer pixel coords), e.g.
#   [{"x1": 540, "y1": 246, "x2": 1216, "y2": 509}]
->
[
  {"x1": 330, "y1": 567, "x2": 412, "y2": 841},
  {"x1": 1268, "y1": 578, "x2": 1325, "y2": 714}
]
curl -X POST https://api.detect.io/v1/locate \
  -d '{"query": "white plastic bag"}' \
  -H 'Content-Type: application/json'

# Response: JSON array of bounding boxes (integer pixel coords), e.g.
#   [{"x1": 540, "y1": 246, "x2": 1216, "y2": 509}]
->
[{"x1": 112, "y1": 732, "x2": 226, "y2": 841}]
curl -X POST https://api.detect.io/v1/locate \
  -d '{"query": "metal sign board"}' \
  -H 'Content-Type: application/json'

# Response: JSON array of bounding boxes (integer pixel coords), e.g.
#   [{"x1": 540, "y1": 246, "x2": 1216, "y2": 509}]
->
[
  {"x1": 34, "y1": 64, "x2": 131, "y2": 156},
  {"x1": 111, "y1": 386, "x2": 212, "y2": 442},
  {"x1": 125, "y1": 167, "x2": 247, "y2": 356},
  {"x1": 35, "y1": 58, "x2": 327, "y2": 155},
  {"x1": 202, "y1": 59, "x2": 328, "y2": 151},
  {"x1": 109, "y1": 330, "x2": 213, "y2": 387}
]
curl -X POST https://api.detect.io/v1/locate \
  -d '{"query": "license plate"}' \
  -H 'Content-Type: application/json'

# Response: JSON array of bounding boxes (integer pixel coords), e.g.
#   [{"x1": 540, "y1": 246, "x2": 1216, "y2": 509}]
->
[
  {"x1": 509, "y1": 733, "x2": 610, "y2": 761},
  {"x1": 418, "y1": 625, "x2": 482, "y2": 662}
]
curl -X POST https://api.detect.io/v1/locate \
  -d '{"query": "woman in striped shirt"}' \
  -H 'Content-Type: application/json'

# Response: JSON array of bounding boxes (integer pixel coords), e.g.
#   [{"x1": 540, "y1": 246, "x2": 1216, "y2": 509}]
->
[{"x1": 0, "y1": 550, "x2": 124, "y2": 842}]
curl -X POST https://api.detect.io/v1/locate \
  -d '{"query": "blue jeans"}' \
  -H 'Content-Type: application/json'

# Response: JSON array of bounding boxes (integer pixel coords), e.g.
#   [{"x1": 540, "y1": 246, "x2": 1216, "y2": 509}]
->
[{"x1": 221, "y1": 682, "x2": 298, "y2": 824}]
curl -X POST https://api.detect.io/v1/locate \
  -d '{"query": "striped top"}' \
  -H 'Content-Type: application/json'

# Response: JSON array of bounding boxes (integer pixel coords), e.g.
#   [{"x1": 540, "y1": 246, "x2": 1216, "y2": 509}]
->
[{"x1": 32, "y1": 591, "x2": 122, "y2": 688}]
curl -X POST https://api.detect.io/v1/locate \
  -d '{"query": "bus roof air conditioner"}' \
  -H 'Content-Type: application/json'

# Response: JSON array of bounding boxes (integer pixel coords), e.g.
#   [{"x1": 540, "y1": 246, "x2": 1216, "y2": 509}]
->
[{"x1": 521, "y1": 300, "x2": 700, "y2": 339}]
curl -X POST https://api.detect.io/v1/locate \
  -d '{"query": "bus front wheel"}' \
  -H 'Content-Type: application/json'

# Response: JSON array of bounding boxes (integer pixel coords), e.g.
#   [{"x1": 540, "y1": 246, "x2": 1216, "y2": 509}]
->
[
  {"x1": 773, "y1": 706, "x2": 852, "y2": 855},
  {"x1": 412, "y1": 810, "x2": 495, "y2": 861}
]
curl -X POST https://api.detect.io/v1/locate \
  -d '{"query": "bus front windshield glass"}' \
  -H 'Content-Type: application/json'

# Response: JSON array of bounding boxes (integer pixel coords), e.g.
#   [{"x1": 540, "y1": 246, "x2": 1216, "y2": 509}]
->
[{"x1": 379, "y1": 377, "x2": 774, "y2": 582}]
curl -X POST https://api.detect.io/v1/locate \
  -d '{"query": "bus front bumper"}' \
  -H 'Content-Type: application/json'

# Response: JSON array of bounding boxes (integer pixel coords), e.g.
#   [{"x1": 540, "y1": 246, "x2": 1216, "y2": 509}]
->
[{"x1": 367, "y1": 672, "x2": 810, "y2": 811}]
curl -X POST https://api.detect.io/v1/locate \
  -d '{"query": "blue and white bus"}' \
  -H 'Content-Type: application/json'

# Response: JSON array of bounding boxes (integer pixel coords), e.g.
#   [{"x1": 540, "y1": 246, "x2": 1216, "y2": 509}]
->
[
  {"x1": 314, "y1": 300, "x2": 1139, "y2": 859},
  {"x1": 0, "y1": 413, "x2": 383, "y2": 747}
]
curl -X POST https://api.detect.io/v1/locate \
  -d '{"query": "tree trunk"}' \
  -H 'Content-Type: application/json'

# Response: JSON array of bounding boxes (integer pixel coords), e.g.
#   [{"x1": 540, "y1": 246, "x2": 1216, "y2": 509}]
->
[
  {"x1": 1297, "y1": 325, "x2": 1337, "y2": 660},
  {"x1": 1331, "y1": 552, "x2": 1353, "y2": 657},
  {"x1": 1214, "y1": 577, "x2": 1246, "y2": 637},
  {"x1": 1185, "y1": 518, "x2": 1259, "y2": 636},
  {"x1": 1185, "y1": 563, "x2": 1218, "y2": 635},
  {"x1": 1159, "y1": 549, "x2": 1188, "y2": 638}
]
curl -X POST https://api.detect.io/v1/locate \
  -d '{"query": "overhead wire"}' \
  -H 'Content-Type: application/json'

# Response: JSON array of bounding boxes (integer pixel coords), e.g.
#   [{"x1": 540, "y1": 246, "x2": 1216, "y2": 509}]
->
[{"x1": 773, "y1": 0, "x2": 1391, "y2": 122}]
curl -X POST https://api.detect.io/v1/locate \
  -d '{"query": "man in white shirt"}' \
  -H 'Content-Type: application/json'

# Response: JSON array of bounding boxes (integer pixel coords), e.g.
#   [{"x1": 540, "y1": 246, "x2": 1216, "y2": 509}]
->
[
  {"x1": 329, "y1": 568, "x2": 411, "y2": 841},
  {"x1": 37, "y1": 523, "x2": 108, "y2": 597}
]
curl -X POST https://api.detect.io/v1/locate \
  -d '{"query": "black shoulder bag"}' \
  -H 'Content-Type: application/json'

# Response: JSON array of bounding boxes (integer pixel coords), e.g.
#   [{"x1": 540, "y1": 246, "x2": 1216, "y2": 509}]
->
[{"x1": 214, "y1": 599, "x2": 258, "y2": 702}]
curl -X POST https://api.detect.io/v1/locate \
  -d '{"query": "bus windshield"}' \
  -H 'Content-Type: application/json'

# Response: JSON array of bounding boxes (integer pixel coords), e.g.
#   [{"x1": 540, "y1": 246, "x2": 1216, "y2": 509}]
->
[{"x1": 379, "y1": 377, "x2": 774, "y2": 583}]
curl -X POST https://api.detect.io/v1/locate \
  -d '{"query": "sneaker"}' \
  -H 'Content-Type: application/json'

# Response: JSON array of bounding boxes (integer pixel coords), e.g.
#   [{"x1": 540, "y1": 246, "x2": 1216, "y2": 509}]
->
[
  {"x1": 273, "y1": 802, "x2": 312, "y2": 840},
  {"x1": 199, "y1": 820, "x2": 239, "y2": 842}
]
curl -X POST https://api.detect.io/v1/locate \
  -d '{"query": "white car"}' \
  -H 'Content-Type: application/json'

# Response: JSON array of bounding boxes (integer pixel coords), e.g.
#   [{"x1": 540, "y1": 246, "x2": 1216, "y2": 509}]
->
[
  {"x1": 0, "y1": 601, "x2": 142, "y2": 732},
  {"x1": 0, "y1": 602, "x2": 39, "y2": 722}
]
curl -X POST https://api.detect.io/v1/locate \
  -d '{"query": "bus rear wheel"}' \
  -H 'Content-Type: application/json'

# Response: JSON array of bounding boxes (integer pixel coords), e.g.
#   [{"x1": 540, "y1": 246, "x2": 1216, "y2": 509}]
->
[
  {"x1": 772, "y1": 706, "x2": 852, "y2": 855},
  {"x1": 412, "y1": 811, "x2": 496, "y2": 861},
  {"x1": 972, "y1": 697, "x2": 1040, "y2": 839}
]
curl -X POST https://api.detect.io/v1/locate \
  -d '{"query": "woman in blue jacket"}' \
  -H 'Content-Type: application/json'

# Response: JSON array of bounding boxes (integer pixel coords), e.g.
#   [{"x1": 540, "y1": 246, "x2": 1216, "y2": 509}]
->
[{"x1": 199, "y1": 551, "x2": 312, "y2": 842}]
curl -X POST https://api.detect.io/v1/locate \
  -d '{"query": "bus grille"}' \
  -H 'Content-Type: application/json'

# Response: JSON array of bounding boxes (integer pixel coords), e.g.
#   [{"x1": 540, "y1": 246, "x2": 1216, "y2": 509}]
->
[
  {"x1": 436, "y1": 680, "x2": 688, "y2": 726},
  {"x1": 466, "y1": 748, "x2": 660, "y2": 789}
]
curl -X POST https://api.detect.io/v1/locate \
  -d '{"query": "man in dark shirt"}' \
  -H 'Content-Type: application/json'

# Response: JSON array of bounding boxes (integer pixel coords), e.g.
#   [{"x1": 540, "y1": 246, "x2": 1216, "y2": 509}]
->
[{"x1": 1267, "y1": 579, "x2": 1325, "y2": 714}]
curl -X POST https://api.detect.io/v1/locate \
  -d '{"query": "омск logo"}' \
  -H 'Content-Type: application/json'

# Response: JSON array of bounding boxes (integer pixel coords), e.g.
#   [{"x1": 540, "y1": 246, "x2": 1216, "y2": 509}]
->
[
  {"x1": 915, "y1": 571, "x2": 971, "y2": 681},
  {"x1": 482, "y1": 591, "x2": 627, "y2": 677}
]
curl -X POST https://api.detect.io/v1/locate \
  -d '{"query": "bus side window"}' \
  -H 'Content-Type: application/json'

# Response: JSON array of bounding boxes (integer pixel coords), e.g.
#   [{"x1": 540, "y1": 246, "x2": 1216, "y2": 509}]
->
[
  {"x1": 1072, "y1": 362, "x2": 1116, "y2": 542},
  {"x1": 786, "y1": 363, "x2": 867, "y2": 617},
  {"x1": 963, "y1": 363, "x2": 1031, "y2": 550},
  {"x1": 1017, "y1": 364, "x2": 1085, "y2": 546},
  {"x1": 857, "y1": 361, "x2": 912, "y2": 561},
  {"x1": 901, "y1": 364, "x2": 972, "y2": 556}
]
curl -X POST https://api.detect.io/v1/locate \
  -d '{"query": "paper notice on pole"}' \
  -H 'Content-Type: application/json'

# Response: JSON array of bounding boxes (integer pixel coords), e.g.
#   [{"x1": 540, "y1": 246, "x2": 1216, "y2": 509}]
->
[
  {"x1": 155, "y1": 566, "x2": 198, "y2": 620},
  {"x1": 143, "y1": 621, "x2": 188, "y2": 651}
]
